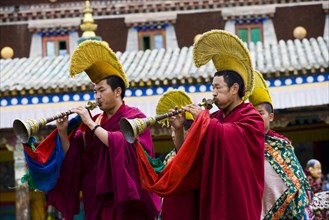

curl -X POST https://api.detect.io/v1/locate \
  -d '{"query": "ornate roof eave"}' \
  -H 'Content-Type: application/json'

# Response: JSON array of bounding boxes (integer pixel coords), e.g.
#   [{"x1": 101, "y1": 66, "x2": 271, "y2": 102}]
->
[
  {"x1": 0, "y1": 66, "x2": 328, "y2": 99},
  {"x1": 222, "y1": 4, "x2": 275, "y2": 20},
  {"x1": 262, "y1": 67, "x2": 329, "y2": 82},
  {"x1": 27, "y1": 17, "x2": 81, "y2": 33},
  {"x1": 124, "y1": 11, "x2": 177, "y2": 27},
  {"x1": 0, "y1": 0, "x2": 327, "y2": 23}
]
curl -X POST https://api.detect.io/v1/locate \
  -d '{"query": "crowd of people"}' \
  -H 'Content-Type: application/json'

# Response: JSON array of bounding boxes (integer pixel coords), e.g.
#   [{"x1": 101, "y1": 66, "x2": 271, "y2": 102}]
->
[{"x1": 21, "y1": 30, "x2": 328, "y2": 220}]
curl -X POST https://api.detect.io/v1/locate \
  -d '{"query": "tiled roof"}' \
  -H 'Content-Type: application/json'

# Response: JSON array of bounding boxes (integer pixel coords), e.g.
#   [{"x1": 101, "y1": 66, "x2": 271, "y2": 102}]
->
[
  {"x1": 0, "y1": 0, "x2": 326, "y2": 23},
  {"x1": 1, "y1": 37, "x2": 328, "y2": 97},
  {"x1": 1, "y1": 74, "x2": 328, "y2": 129}
]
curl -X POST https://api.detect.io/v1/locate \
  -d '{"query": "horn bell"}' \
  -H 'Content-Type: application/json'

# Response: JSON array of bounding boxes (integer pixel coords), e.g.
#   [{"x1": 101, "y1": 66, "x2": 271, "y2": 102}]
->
[
  {"x1": 13, "y1": 119, "x2": 32, "y2": 144},
  {"x1": 119, "y1": 117, "x2": 156, "y2": 144},
  {"x1": 13, "y1": 118, "x2": 47, "y2": 143}
]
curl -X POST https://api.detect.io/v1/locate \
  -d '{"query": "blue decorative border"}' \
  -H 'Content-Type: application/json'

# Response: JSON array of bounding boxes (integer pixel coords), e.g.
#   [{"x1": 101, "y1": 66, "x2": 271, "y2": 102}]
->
[
  {"x1": 266, "y1": 73, "x2": 328, "y2": 87},
  {"x1": 1, "y1": 73, "x2": 328, "y2": 107}
]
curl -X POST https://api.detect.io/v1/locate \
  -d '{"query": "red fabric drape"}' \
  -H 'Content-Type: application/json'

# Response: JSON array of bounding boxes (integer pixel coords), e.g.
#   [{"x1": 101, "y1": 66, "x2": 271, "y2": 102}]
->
[
  {"x1": 23, "y1": 129, "x2": 77, "y2": 164},
  {"x1": 135, "y1": 110, "x2": 210, "y2": 197}
]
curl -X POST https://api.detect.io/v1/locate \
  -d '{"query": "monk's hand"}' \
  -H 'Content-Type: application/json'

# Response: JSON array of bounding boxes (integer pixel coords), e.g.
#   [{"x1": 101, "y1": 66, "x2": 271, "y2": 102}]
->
[
  {"x1": 168, "y1": 107, "x2": 186, "y2": 130},
  {"x1": 71, "y1": 106, "x2": 94, "y2": 127},
  {"x1": 182, "y1": 104, "x2": 202, "y2": 119},
  {"x1": 56, "y1": 113, "x2": 69, "y2": 133}
]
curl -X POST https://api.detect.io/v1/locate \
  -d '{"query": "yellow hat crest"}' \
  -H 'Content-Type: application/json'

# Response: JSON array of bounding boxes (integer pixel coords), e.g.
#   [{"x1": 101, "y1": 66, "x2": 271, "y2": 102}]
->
[
  {"x1": 69, "y1": 40, "x2": 129, "y2": 87},
  {"x1": 156, "y1": 90, "x2": 194, "y2": 127},
  {"x1": 193, "y1": 30, "x2": 254, "y2": 100},
  {"x1": 248, "y1": 70, "x2": 272, "y2": 107}
]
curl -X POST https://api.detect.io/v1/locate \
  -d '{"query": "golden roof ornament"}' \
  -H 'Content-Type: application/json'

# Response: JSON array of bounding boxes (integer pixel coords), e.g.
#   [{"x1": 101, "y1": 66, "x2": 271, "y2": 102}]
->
[{"x1": 79, "y1": 0, "x2": 101, "y2": 43}]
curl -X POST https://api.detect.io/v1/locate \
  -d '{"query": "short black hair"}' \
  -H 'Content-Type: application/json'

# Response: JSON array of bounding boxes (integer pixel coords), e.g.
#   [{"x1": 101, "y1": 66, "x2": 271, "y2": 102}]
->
[
  {"x1": 106, "y1": 76, "x2": 126, "y2": 99},
  {"x1": 184, "y1": 120, "x2": 193, "y2": 131},
  {"x1": 214, "y1": 70, "x2": 245, "y2": 98},
  {"x1": 259, "y1": 103, "x2": 273, "y2": 114}
]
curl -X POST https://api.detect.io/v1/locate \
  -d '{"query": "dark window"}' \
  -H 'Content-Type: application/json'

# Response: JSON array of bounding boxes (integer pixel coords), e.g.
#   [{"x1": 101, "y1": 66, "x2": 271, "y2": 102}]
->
[
  {"x1": 58, "y1": 41, "x2": 68, "y2": 56},
  {"x1": 142, "y1": 36, "x2": 151, "y2": 50}
]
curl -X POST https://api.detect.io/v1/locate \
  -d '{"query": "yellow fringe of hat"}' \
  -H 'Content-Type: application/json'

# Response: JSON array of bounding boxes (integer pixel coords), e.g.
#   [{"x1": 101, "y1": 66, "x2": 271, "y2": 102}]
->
[
  {"x1": 193, "y1": 30, "x2": 254, "y2": 100},
  {"x1": 248, "y1": 70, "x2": 273, "y2": 107},
  {"x1": 69, "y1": 40, "x2": 129, "y2": 87},
  {"x1": 156, "y1": 90, "x2": 194, "y2": 127}
]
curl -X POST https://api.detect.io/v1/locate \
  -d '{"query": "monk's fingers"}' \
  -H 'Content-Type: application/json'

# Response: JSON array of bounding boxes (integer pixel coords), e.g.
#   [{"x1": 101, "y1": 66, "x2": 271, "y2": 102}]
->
[{"x1": 169, "y1": 116, "x2": 176, "y2": 122}]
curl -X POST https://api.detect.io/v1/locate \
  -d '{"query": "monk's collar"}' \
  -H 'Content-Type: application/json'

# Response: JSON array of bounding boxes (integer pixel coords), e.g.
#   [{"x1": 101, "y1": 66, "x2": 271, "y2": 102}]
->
[
  {"x1": 223, "y1": 101, "x2": 244, "y2": 118},
  {"x1": 102, "y1": 102, "x2": 125, "y2": 120}
]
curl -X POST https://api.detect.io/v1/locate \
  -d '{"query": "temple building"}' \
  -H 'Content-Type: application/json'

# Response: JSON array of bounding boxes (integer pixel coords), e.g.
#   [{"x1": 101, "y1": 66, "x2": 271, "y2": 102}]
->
[{"x1": 0, "y1": 0, "x2": 328, "y2": 219}]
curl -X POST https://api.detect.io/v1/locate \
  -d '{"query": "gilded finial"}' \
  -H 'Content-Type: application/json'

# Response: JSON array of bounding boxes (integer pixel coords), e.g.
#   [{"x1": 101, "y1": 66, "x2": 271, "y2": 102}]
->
[{"x1": 80, "y1": 0, "x2": 97, "y2": 38}]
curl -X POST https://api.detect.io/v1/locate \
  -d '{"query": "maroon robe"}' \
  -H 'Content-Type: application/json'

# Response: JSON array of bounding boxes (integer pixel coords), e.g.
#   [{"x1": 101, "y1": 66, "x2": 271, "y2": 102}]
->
[
  {"x1": 47, "y1": 103, "x2": 161, "y2": 220},
  {"x1": 200, "y1": 102, "x2": 265, "y2": 219},
  {"x1": 161, "y1": 190, "x2": 199, "y2": 220},
  {"x1": 135, "y1": 103, "x2": 264, "y2": 219}
]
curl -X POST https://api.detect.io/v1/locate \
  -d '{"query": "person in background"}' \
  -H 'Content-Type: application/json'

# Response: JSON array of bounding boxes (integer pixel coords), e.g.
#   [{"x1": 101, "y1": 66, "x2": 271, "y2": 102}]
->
[
  {"x1": 306, "y1": 159, "x2": 323, "y2": 194},
  {"x1": 22, "y1": 40, "x2": 160, "y2": 220},
  {"x1": 323, "y1": 173, "x2": 329, "y2": 191},
  {"x1": 249, "y1": 70, "x2": 310, "y2": 220},
  {"x1": 305, "y1": 159, "x2": 328, "y2": 220}
]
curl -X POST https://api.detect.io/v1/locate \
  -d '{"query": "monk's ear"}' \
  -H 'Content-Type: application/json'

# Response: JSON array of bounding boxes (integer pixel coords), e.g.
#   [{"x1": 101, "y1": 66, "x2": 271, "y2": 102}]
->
[
  {"x1": 115, "y1": 87, "x2": 122, "y2": 97},
  {"x1": 269, "y1": 112, "x2": 274, "y2": 122},
  {"x1": 231, "y1": 83, "x2": 239, "y2": 94}
]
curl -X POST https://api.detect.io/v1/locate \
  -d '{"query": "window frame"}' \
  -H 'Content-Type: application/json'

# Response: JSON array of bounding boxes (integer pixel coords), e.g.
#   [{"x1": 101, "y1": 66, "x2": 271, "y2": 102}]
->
[
  {"x1": 138, "y1": 28, "x2": 166, "y2": 51},
  {"x1": 235, "y1": 22, "x2": 263, "y2": 44},
  {"x1": 42, "y1": 34, "x2": 70, "y2": 57}
]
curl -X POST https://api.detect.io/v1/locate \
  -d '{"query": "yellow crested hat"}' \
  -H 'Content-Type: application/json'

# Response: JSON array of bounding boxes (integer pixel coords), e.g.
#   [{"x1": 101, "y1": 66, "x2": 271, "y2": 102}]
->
[
  {"x1": 69, "y1": 40, "x2": 129, "y2": 87},
  {"x1": 248, "y1": 70, "x2": 272, "y2": 107},
  {"x1": 156, "y1": 89, "x2": 194, "y2": 127},
  {"x1": 193, "y1": 30, "x2": 254, "y2": 100}
]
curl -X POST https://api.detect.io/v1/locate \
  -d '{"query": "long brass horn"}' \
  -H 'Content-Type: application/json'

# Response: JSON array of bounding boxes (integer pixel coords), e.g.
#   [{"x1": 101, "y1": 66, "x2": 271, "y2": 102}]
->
[
  {"x1": 13, "y1": 101, "x2": 98, "y2": 143},
  {"x1": 120, "y1": 98, "x2": 214, "y2": 143}
]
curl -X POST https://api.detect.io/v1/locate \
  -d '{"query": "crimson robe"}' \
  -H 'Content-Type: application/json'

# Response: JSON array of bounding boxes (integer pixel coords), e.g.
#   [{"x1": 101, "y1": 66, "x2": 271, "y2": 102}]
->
[
  {"x1": 200, "y1": 102, "x2": 264, "y2": 219},
  {"x1": 136, "y1": 102, "x2": 264, "y2": 219},
  {"x1": 161, "y1": 190, "x2": 199, "y2": 220},
  {"x1": 47, "y1": 103, "x2": 161, "y2": 220}
]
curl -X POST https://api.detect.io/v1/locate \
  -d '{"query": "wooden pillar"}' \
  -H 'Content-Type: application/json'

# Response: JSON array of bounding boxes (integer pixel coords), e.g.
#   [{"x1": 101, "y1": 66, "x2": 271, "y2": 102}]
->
[{"x1": 14, "y1": 146, "x2": 30, "y2": 220}]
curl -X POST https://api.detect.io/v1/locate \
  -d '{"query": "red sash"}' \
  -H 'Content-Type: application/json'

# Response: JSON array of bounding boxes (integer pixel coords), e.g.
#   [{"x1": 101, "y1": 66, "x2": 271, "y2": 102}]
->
[{"x1": 135, "y1": 110, "x2": 210, "y2": 196}]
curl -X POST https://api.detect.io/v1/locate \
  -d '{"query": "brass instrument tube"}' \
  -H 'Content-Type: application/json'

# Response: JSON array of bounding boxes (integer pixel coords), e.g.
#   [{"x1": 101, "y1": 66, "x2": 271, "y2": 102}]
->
[
  {"x1": 120, "y1": 98, "x2": 214, "y2": 143},
  {"x1": 13, "y1": 101, "x2": 98, "y2": 143},
  {"x1": 154, "y1": 98, "x2": 214, "y2": 121}
]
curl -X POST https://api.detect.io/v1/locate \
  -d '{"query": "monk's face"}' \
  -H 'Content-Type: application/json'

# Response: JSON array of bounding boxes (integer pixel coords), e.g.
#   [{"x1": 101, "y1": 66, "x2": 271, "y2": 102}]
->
[
  {"x1": 212, "y1": 76, "x2": 237, "y2": 110},
  {"x1": 94, "y1": 79, "x2": 121, "y2": 112},
  {"x1": 254, "y1": 104, "x2": 273, "y2": 134},
  {"x1": 309, "y1": 161, "x2": 322, "y2": 179}
]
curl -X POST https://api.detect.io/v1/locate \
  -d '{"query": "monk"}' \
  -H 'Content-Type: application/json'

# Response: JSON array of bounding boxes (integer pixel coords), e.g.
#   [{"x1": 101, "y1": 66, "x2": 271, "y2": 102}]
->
[
  {"x1": 23, "y1": 41, "x2": 160, "y2": 220},
  {"x1": 156, "y1": 90, "x2": 199, "y2": 220},
  {"x1": 134, "y1": 30, "x2": 265, "y2": 220},
  {"x1": 249, "y1": 70, "x2": 310, "y2": 219},
  {"x1": 174, "y1": 70, "x2": 265, "y2": 219}
]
